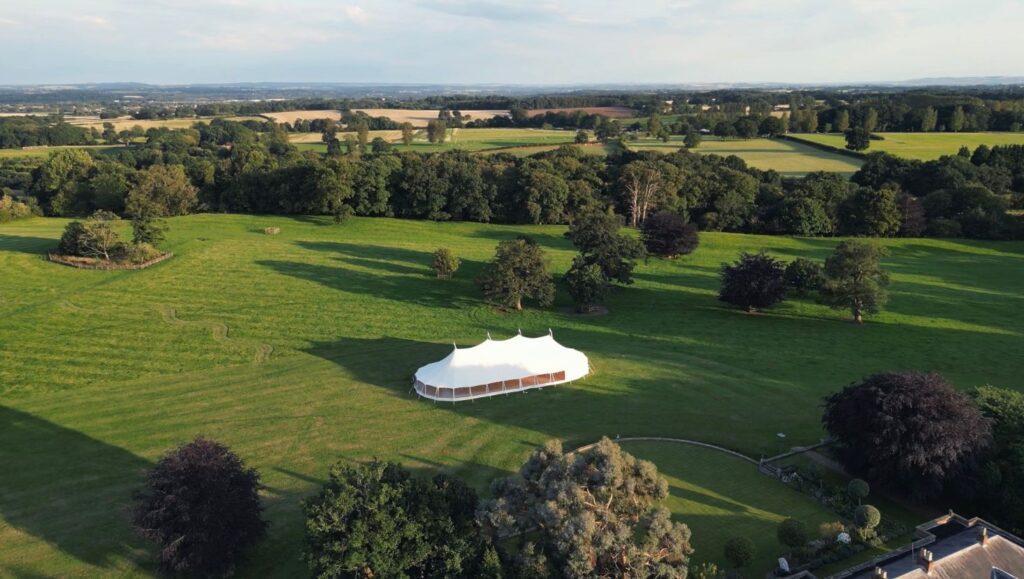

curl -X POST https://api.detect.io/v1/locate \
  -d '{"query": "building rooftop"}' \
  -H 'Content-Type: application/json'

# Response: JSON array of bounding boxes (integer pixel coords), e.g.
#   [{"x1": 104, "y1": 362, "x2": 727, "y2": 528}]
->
[{"x1": 833, "y1": 513, "x2": 1024, "y2": 579}]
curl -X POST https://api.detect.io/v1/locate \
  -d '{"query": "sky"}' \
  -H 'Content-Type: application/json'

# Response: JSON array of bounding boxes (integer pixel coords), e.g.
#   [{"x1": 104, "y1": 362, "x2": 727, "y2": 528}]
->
[{"x1": 0, "y1": 0, "x2": 1022, "y2": 85}]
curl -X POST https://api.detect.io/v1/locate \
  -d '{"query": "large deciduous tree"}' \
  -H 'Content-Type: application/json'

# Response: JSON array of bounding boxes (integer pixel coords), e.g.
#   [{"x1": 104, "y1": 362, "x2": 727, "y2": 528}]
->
[
  {"x1": 127, "y1": 165, "x2": 198, "y2": 217},
  {"x1": 302, "y1": 461, "x2": 491, "y2": 579},
  {"x1": 822, "y1": 372, "x2": 992, "y2": 498},
  {"x1": 478, "y1": 438, "x2": 693, "y2": 579},
  {"x1": 619, "y1": 161, "x2": 662, "y2": 227},
  {"x1": 845, "y1": 127, "x2": 870, "y2": 151},
  {"x1": 718, "y1": 251, "x2": 787, "y2": 312},
  {"x1": 567, "y1": 209, "x2": 645, "y2": 285},
  {"x1": 818, "y1": 240, "x2": 889, "y2": 323},
  {"x1": 641, "y1": 211, "x2": 699, "y2": 258},
  {"x1": 476, "y1": 236, "x2": 555, "y2": 311},
  {"x1": 131, "y1": 438, "x2": 267, "y2": 577}
]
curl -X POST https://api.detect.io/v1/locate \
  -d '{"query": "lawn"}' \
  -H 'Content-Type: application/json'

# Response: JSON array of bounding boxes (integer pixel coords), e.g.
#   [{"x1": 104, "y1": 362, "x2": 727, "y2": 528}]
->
[
  {"x1": 621, "y1": 441, "x2": 834, "y2": 573},
  {"x1": 789, "y1": 132, "x2": 1024, "y2": 161},
  {"x1": 629, "y1": 136, "x2": 864, "y2": 176},
  {"x1": 2, "y1": 215, "x2": 1022, "y2": 577}
]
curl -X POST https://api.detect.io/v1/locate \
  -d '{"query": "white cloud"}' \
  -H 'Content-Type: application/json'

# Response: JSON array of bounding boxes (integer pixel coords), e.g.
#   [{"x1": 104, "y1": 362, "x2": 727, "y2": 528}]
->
[
  {"x1": 70, "y1": 15, "x2": 113, "y2": 28},
  {"x1": 343, "y1": 5, "x2": 369, "y2": 25}
]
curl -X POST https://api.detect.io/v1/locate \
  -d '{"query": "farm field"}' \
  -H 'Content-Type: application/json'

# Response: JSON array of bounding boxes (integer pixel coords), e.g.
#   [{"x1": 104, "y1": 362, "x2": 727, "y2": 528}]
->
[
  {"x1": 527, "y1": 106, "x2": 635, "y2": 118},
  {"x1": 789, "y1": 132, "x2": 1024, "y2": 161},
  {"x1": 629, "y1": 136, "x2": 864, "y2": 176},
  {"x1": 293, "y1": 127, "x2": 581, "y2": 154},
  {"x1": 2, "y1": 215, "x2": 1023, "y2": 577},
  {"x1": 60, "y1": 116, "x2": 266, "y2": 131},
  {"x1": 353, "y1": 108, "x2": 509, "y2": 126},
  {"x1": 0, "y1": 144, "x2": 123, "y2": 159}
]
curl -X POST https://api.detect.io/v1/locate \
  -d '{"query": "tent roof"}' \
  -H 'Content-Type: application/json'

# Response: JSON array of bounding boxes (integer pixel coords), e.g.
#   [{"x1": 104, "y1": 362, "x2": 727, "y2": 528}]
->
[{"x1": 414, "y1": 332, "x2": 589, "y2": 389}]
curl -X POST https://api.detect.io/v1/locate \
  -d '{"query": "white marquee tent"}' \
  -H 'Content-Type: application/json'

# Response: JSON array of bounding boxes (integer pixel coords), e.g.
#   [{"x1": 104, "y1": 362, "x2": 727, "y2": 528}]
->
[{"x1": 413, "y1": 331, "x2": 589, "y2": 402}]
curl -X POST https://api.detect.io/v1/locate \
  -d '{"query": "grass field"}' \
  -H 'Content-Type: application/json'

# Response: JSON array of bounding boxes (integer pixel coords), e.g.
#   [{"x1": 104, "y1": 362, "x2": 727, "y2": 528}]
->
[
  {"x1": 2, "y1": 215, "x2": 1023, "y2": 577},
  {"x1": 789, "y1": 132, "x2": 1024, "y2": 161},
  {"x1": 629, "y1": 136, "x2": 864, "y2": 176},
  {"x1": 0, "y1": 144, "x2": 123, "y2": 159},
  {"x1": 293, "y1": 127, "x2": 581, "y2": 154}
]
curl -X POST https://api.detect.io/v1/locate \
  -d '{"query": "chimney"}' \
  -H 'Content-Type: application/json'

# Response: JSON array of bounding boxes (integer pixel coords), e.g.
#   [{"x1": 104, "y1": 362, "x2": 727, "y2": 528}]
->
[
  {"x1": 919, "y1": 548, "x2": 934, "y2": 574},
  {"x1": 873, "y1": 567, "x2": 888, "y2": 579},
  {"x1": 979, "y1": 527, "x2": 989, "y2": 547}
]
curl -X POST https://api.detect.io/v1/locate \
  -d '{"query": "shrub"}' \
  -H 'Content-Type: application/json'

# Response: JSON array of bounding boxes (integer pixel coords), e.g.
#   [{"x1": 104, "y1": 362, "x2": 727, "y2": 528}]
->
[
  {"x1": 57, "y1": 221, "x2": 88, "y2": 256},
  {"x1": 431, "y1": 247, "x2": 461, "y2": 279},
  {"x1": 847, "y1": 479, "x2": 870, "y2": 503},
  {"x1": 718, "y1": 251, "x2": 787, "y2": 312},
  {"x1": 125, "y1": 242, "x2": 162, "y2": 264},
  {"x1": 723, "y1": 536, "x2": 755, "y2": 568},
  {"x1": 854, "y1": 505, "x2": 881, "y2": 530},
  {"x1": 819, "y1": 521, "x2": 847, "y2": 541},
  {"x1": 641, "y1": 211, "x2": 700, "y2": 258},
  {"x1": 784, "y1": 257, "x2": 824, "y2": 295},
  {"x1": 777, "y1": 518, "x2": 810, "y2": 549},
  {"x1": 131, "y1": 438, "x2": 267, "y2": 577}
]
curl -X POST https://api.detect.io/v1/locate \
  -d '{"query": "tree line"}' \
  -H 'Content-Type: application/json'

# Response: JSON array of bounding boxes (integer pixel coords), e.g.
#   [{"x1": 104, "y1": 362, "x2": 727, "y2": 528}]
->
[{"x1": 10, "y1": 117, "x2": 1024, "y2": 240}]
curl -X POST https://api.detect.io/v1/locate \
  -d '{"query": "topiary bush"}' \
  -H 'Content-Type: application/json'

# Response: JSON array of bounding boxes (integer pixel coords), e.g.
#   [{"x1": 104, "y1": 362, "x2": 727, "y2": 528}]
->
[
  {"x1": 847, "y1": 479, "x2": 870, "y2": 504},
  {"x1": 723, "y1": 536, "x2": 755, "y2": 568},
  {"x1": 777, "y1": 517, "x2": 810, "y2": 549}
]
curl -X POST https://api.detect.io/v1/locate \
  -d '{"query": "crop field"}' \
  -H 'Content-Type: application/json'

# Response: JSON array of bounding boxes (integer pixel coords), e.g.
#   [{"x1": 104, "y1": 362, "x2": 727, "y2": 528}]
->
[
  {"x1": 59, "y1": 116, "x2": 267, "y2": 131},
  {"x1": 353, "y1": 108, "x2": 509, "y2": 126},
  {"x1": 527, "y1": 106, "x2": 635, "y2": 118},
  {"x1": 262, "y1": 110, "x2": 345, "y2": 124},
  {"x1": 790, "y1": 132, "x2": 1024, "y2": 161},
  {"x1": 2, "y1": 215, "x2": 1022, "y2": 577},
  {"x1": 629, "y1": 136, "x2": 864, "y2": 176}
]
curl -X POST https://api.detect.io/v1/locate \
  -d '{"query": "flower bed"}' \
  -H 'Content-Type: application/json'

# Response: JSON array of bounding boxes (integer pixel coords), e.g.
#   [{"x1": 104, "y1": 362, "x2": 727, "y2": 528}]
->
[{"x1": 47, "y1": 252, "x2": 174, "y2": 270}]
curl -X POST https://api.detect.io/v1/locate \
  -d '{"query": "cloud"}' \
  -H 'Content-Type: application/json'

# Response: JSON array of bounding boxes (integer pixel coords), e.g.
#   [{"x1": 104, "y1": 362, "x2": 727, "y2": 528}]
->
[
  {"x1": 70, "y1": 15, "x2": 113, "y2": 28},
  {"x1": 0, "y1": 18, "x2": 21, "y2": 27},
  {"x1": 343, "y1": 5, "x2": 369, "y2": 25},
  {"x1": 413, "y1": 0, "x2": 562, "y2": 22}
]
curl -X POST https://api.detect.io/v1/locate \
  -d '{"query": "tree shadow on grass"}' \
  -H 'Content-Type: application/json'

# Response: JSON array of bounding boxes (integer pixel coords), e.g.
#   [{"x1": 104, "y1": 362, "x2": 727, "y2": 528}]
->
[
  {"x1": 0, "y1": 406, "x2": 150, "y2": 571},
  {"x1": 0, "y1": 234, "x2": 53, "y2": 255},
  {"x1": 467, "y1": 229, "x2": 574, "y2": 250},
  {"x1": 258, "y1": 258, "x2": 478, "y2": 310}
]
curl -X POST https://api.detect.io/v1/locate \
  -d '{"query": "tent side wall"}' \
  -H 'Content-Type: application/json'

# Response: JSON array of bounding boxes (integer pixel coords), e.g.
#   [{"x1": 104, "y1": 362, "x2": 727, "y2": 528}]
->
[{"x1": 414, "y1": 370, "x2": 571, "y2": 402}]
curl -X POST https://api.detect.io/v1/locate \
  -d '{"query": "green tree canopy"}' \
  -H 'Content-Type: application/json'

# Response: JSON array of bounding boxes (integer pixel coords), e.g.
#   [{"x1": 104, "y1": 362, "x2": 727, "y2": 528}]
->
[
  {"x1": 476, "y1": 236, "x2": 555, "y2": 311},
  {"x1": 818, "y1": 240, "x2": 889, "y2": 323}
]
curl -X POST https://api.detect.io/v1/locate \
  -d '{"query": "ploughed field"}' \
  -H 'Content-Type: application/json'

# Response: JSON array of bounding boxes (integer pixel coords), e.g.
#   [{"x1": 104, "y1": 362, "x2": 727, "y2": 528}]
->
[
  {"x1": 2, "y1": 215, "x2": 1022, "y2": 577},
  {"x1": 629, "y1": 136, "x2": 864, "y2": 176},
  {"x1": 790, "y1": 131, "x2": 1024, "y2": 161}
]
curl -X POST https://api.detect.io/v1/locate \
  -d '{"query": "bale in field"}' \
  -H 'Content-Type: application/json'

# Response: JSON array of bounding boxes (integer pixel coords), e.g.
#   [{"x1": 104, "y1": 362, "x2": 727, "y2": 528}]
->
[{"x1": 264, "y1": 227, "x2": 281, "y2": 235}]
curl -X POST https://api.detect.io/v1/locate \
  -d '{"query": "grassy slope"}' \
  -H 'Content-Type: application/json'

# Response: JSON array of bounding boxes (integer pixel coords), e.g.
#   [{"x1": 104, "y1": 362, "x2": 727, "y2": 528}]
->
[
  {"x1": 2, "y1": 215, "x2": 1023, "y2": 577},
  {"x1": 790, "y1": 132, "x2": 1024, "y2": 161},
  {"x1": 628, "y1": 136, "x2": 864, "y2": 176},
  {"x1": 622, "y1": 441, "x2": 834, "y2": 573}
]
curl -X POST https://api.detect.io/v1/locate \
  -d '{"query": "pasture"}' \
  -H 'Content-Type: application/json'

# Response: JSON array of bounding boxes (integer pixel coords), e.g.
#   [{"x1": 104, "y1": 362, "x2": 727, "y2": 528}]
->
[
  {"x1": 629, "y1": 136, "x2": 864, "y2": 176},
  {"x1": 790, "y1": 132, "x2": 1024, "y2": 161},
  {"x1": 527, "y1": 106, "x2": 635, "y2": 118},
  {"x1": 292, "y1": 127, "x2": 581, "y2": 154},
  {"x1": 62, "y1": 116, "x2": 265, "y2": 131},
  {"x1": 2, "y1": 215, "x2": 1022, "y2": 577},
  {"x1": 353, "y1": 108, "x2": 509, "y2": 126},
  {"x1": 0, "y1": 144, "x2": 123, "y2": 159}
]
